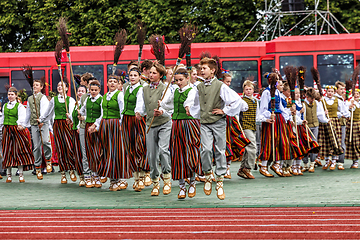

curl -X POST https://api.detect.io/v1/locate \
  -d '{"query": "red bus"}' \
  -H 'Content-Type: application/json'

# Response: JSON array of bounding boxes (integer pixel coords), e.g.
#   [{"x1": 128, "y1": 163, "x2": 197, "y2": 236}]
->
[{"x1": 0, "y1": 33, "x2": 359, "y2": 102}]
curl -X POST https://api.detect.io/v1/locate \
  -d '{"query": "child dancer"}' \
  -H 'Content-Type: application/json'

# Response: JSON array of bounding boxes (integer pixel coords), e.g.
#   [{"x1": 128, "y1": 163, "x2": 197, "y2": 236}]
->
[
  {"x1": 191, "y1": 57, "x2": 242, "y2": 200},
  {"x1": 135, "y1": 63, "x2": 172, "y2": 196},
  {"x1": 346, "y1": 89, "x2": 360, "y2": 168},
  {"x1": 25, "y1": 79, "x2": 52, "y2": 180},
  {"x1": 121, "y1": 68, "x2": 148, "y2": 192},
  {"x1": 160, "y1": 68, "x2": 200, "y2": 199},
  {"x1": 89, "y1": 75, "x2": 131, "y2": 191},
  {"x1": 1, "y1": 87, "x2": 35, "y2": 183},
  {"x1": 39, "y1": 80, "x2": 76, "y2": 184}
]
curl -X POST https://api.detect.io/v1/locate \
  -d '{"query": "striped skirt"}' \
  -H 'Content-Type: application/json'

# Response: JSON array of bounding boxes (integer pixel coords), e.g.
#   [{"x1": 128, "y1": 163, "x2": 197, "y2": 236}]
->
[
  {"x1": 50, "y1": 132, "x2": 59, "y2": 165},
  {"x1": 225, "y1": 116, "x2": 251, "y2": 159},
  {"x1": 170, "y1": 119, "x2": 201, "y2": 180},
  {"x1": 345, "y1": 120, "x2": 360, "y2": 160},
  {"x1": 85, "y1": 123, "x2": 103, "y2": 173},
  {"x1": 121, "y1": 115, "x2": 148, "y2": 173},
  {"x1": 53, "y1": 119, "x2": 75, "y2": 172},
  {"x1": 98, "y1": 119, "x2": 131, "y2": 179},
  {"x1": 296, "y1": 124, "x2": 320, "y2": 155},
  {"x1": 318, "y1": 118, "x2": 343, "y2": 157},
  {"x1": 258, "y1": 113, "x2": 301, "y2": 161},
  {"x1": 71, "y1": 129, "x2": 84, "y2": 176},
  {"x1": 2, "y1": 125, "x2": 35, "y2": 170}
]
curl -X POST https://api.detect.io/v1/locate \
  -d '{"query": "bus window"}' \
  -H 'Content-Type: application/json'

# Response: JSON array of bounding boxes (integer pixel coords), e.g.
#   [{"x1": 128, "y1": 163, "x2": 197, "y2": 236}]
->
[
  {"x1": 222, "y1": 61, "x2": 258, "y2": 93},
  {"x1": 261, "y1": 60, "x2": 275, "y2": 89},
  {"x1": 11, "y1": 70, "x2": 45, "y2": 97},
  {"x1": 317, "y1": 54, "x2": 354, "y2": 86},
  {"x1": 279, "y1": 56, "x2": 313, "y2": 86},
  {"x1": 72, "y1": 65, "x2": 104, "y2": 95},
  {"x1": 0, "y1": 76, "x2": 9, "y2": 104},
  {"x1": 107, "y1": 64, "x2": 128, "y2": 80}
]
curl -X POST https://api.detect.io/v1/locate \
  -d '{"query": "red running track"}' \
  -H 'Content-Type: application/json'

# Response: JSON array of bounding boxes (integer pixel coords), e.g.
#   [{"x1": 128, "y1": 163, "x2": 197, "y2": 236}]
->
[{"x1": 1, "y1": 207, "x2": 360, "y2": 239}]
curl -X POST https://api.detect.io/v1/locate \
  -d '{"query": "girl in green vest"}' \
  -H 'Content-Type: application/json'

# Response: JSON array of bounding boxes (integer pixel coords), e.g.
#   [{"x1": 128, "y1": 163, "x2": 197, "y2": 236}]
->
[
  {"x1": 39, "y1": 80, "x2": 77, "y2": 184},
  {"x1": 89, "y1": 75, "x2": 131, "y2": 191},
  {"x1": 121, "y1": 68, "x2": 148, "y2": 192},
  {"x1": 346, "y1": 89, "x2": 360, "y2": 168},
  {"x1": 1, "y1": 87, "x2": 35, "y2": 183},
  {"x1": 160, "y1": 68, "x2": 201, "y2": 199}
]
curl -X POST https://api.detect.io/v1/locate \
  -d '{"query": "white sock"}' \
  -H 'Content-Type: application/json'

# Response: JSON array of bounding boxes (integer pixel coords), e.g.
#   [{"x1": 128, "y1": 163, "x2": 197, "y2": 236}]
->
[
  {"x1": 18, "y1": 166, "x2": 23, "y2": 175},
  {"x1": 280, "y1": 160, "x2": 284, "y2": 167},
  {"x1": 7, "y1": 168, "x2": 11, "y2": 176},
  {"x1": 262, "y1": 160, "x2": 268, "y2": 166},
  {"x1": 354, "y1": 160, "x2": 359, "y2": 163}
]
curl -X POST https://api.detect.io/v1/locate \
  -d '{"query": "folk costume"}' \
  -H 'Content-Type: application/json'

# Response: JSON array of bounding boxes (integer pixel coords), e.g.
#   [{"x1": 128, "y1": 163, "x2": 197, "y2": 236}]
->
[
  {"x1": 161, "y1": 84, "x2": 201, "y2": 199},
  {"x1": 191, "y1": 77, "x2": 242, "y2": 200},
  {"x1": 121, "y1": 81, "x2": 148, "y2": 192},
  {"x1": 334, "y1": 92, "x2": 349, "y2": 169},
  {"x1": 0, "y1": 100, "x2": 35, "y2": 183},
  {"x1": 135, "y1": 81, "x2": 173, "y2": 196},
  {"x1": 25, "y1": 92, "x2": 52, "y2": 179},
  {"x1": 345, "y1": 97, "x2": 360, "y2": 168},
  {"x1": 40, "y1": 95, "x2": 77, "y2": 184},
  {"x1": 94, "y1": 89, "x2": 130, "y2": 191},
  {"x1": 80, "y1": 93, "x2": 103, "y2": 188}
]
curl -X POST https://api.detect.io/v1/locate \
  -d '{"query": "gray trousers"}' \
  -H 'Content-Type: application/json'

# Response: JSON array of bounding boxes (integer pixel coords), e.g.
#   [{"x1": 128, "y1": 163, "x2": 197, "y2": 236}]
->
[
  {"x1": 302, "y1": 126, "x2": 319, "y2": 164},
  {"x1": 31, "y1": 123, "x2": 52, "y2": 167},
  {"x1": 338, "y1": 125, "x2": 346, "y2": 163},
  {"x1": 146, "y1": 120, "x2": 172, "y2": 181},
  {"x1": 241, "y1": 129, "x2": 257, "y2": 170},
  {"x1": 200, "y1": 118, "x2": 227, "y2": 176},
  {"x1": 256, "y1": 124, "x2": 261, "y2": 156},
  {"x1": 79, "y1": 127, "x2": 90, "y2": 175}
]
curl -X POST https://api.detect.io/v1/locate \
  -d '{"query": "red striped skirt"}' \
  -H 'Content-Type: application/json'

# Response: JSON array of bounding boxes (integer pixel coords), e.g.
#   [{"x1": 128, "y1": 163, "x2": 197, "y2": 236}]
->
[
  {"x1": 2, "y1": 125, "x2": 34, "y2": 170},
  {"x1": 121, "y1": 115, "x2": 148, "y2": 172},
  {"x1": 85, "y1": 123, "x2": 103, "y2": 173},
  {"x1": 345, "y1": 120, "x2": 360, "y2": 160},
  {"x1": 98, "y1": 119, "x2": 131, "y2": 179},
  {"x1": 71, "y1": 129, "x2": 84, "y2": 176},
  {"x1": 296, "y1": 124, "x2": 320, "y2": 155},
  {"x1": 318, "y1": 118, "x2": 343, "y2": 157},
  {"x1": 225, "y1": 116, "x2": 251, "y2": 159},
  {"x1": 50, "y1": 132, "x2": 59, "y2": 165},
  {"x1": 53, "y1": 119, "x2": 75, "y2": 172},
  {"x1": 170, "y1": 119, "x2": 201, "y2": 180},
  {"x1": 258, "y1": 113, "x2": 301, "y2": 161}
]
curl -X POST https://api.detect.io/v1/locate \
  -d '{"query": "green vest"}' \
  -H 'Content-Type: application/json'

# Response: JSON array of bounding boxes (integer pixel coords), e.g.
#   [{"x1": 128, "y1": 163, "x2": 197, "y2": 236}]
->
[
  {"x1": 353, "y1": 104, "x2": 360, "y2": 122},
  {"x1": 197, "y1": 78, "x2": 224, "y2": 124},
  {"x1": 242, "y1": 96, "x2": 257, "y2": 131},
  {"x1": 173, "y1": 88, "x2": 194, "y2": 120},
  {"x1": 71, "y1": 105, "x2": 79, "y2": 130},
  {"x1": 79, "y1": 93, "x2": 88, "y2": 129},
  {"x1": 3, "y1": 102, "x2": 19, "y2": 126},
  {"x1": 54, "y1": 96, "x2": 70, "y2": 120},
  {"x1": 305, "y1": 101, "x2": 319, "y2": 128},
  {"x1": 28, "y1": 93, "x2": 44, "y2": 126},
  {"x1": 123, "y1": 85, "x2": 142, "y2": 116},
  {"x1": 102, "y1": 91, "x2": 121, "y2": 119},
  {"x1": 143, "y1": 83, "x2": 170, "y2": 127},
  {"x1": 85, "y1": 96, "x2": 102, "y2": 123},
  {"x1": 323, "y1": 97, "x2": 338, "y2": 119}
]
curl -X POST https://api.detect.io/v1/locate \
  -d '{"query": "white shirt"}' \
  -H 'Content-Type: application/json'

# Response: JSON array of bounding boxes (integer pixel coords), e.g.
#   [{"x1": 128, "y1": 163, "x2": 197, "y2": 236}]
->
[
  {"x1": 0, "y1": 100, "x2": 27, "y2": 128},
  {"x1": 304, "y1": 98, "x2": 328, "y2": 124},
  {"x1": 94, "y1": 90, "x2": 123, "y2": 130},
  {"x1": 189, "y1": 81, "x2": 200, "y2": 89},
  {"x1": 190, "y1": 79, "x2": 243, "y2": 119},
  {"x1": 256, "y1": 88, "x2": 290, "y2": 122},
  {"x1": 25, "y1": 93, "x2": 50, "y2": 126},
  {"x1": 324, "y1": 95, "x2": 350, "y2": 118},
  {"x1": 40, "y1": 95, "x2": 76, "y2": 123}
]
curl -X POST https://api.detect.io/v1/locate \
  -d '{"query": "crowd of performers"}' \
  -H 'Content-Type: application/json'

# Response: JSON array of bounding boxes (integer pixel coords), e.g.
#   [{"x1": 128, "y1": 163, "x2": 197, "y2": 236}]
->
[{"x1": 1, "y1": 56, "x2": 360, "y2": 201}]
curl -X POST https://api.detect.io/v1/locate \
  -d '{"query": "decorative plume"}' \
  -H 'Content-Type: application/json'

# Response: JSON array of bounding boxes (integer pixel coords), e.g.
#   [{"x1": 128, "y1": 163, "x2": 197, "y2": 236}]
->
[
  {"x1": 200, "y1": 51, "x2": 212, "y2": 60},
  {"x1": 22, "y1": 65, "x2": 34, "y2": 88},
  {"x1": 213, "y1": 55, "x2": 223, "y2": 80},
  {"x1": 137, "y1": 19, "x2": 146, "y2": 62},
  {"x1": 55, "y1": 40, "x2": 63, "y2": 66},
  {"x1": 185, "y1": 45, "x2": 191, "y2": 70},
  {"x1": 298, "y1": 66, "x2": 306, "y2": 102},
  {"x1": 57, "y1": 17, "x2": 70, "y2": 52},
  {"x1": 284, "y1": 66, "x2": 296, "y2": 103},
  {"x1": 345, "y1": 79, "x2": 352, "y2": 100},
  {"x1": 114, "y1": 29, "x2": 127, "y2": 66},
  {"x1": 311, "y1": 67, "x2": 323, "y2": 96},
  {"x1": 178, "y1": 24, "x2": 197, "y2": 62},
  {"x1": 149, "y1": 34, "x2": 166, "y2": 66},
  {"x1": 351, "y1": 65, "x2": 360, "y2": 95},
  {"x1": 269, "y1": 73, "x2": 278, "y2": 112},
  {"x1": 4, "y1": 84, "x2": 10, "y2": 92}
]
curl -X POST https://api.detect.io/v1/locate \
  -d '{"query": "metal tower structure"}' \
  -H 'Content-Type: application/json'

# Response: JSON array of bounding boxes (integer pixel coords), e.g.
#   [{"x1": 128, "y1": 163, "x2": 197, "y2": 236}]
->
[{"x1": 242, "y1": 0, "x2": 350, "y2": 42}]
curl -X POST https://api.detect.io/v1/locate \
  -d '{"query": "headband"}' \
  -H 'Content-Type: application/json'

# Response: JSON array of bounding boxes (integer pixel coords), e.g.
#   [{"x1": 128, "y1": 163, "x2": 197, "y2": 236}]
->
[
  {"x1": 129, "y1": 68, "x2": 141, "y2": 75},
  {"x1": 89, "y1": 83, "x2": 101, "y2": 88},
  {"x1": 325, "y1": 85, "x2": 337, "y2": 90},
  {"x1": 174, "y1": 71, "x2": 188, "y2": 76}
]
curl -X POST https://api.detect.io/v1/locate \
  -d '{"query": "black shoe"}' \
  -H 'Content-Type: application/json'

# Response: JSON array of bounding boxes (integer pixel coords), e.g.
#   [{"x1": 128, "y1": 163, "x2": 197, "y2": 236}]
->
[
  {"x1": 16, "y1": 170, "x2": 19, "y2": 176},
  {"x1": 32, "y1": 169, "x2": 36, "y2": 175},
  {"x1": 51, "y1": 166, "x2": 55, "y2": 173},
  {"x1": 0, "y1": 170, "x2": 7, "y2": 176}
]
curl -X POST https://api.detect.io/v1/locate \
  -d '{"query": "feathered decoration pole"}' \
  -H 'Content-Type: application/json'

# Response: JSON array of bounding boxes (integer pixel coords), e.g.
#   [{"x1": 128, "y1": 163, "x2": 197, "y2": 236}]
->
[
  {"x1": 345, "y1": 80, "x2": 352, "y2": 101},
  {"x1": 113, "y1": 28, "x2": 127, "y2": 75},
  {"x1": 269, "y1": 73, "x2": 278, "y2": 163},
  {"x1": 298, "y1": 66, "x2": 309, "y2": 148},
  {"x1": 23, "y1": 65, "x2": 44, "y2": 145},
  {"x1": 147, "y1": 24, "x2": 197, "y2": 133},
  {"x1": 285, "y1": 66, "x2": 299, "y2": 146},
  {"x1": 350, "y1": 65, "x2": 360, "y2": 142},
  {"x1": 136, "y1": 20, "x2": 146, "y2": 68},
  {"x1": 55, "y1": 40, "x2": 69, "y2": 114},
  {"x1": 57, "y1": 17, "x2": 79, "y2": 107},
  {"x1": 311, "y1": 67, "x2": 337, "y2": 148}
]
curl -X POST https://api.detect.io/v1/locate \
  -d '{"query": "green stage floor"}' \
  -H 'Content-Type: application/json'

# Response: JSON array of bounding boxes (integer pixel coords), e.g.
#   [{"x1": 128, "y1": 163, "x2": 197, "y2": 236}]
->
[{"x1": 1, "y1": 162, "x2": 360, "y2": 210}]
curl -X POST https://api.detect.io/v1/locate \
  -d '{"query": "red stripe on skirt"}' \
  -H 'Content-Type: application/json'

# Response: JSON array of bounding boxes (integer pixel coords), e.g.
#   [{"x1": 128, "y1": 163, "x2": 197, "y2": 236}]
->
[
  {"x1": 53, "y1": 119, "x2": 75, "y2": 172},
  {"x1": 2, "y1": 125, "x2": 34, "y2": 170},
  {"x1": 121, "y1": 115, "x2": 148, "y2": 172},
  {"x1": 71, "y1": 129, "x2": 84, "y2": 176},
  {"x1": 85, "y1": 122, "x2": 103, "y2": 173},
  {"x1": 225, "y1": 116, "x2": 251, "y2": 158},
  {"x1": 297, "y1": 124, "x2": 320, "y2": 155},
  {"x1": 170, "y1": 119, "x2": 201, "y2": 180},
  {"x1": 98, "y1": 119, "x2": 131, "y2": 179}
]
